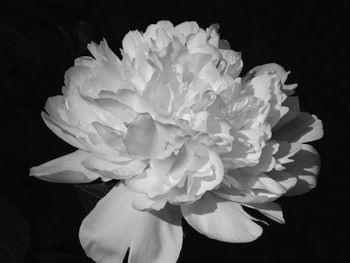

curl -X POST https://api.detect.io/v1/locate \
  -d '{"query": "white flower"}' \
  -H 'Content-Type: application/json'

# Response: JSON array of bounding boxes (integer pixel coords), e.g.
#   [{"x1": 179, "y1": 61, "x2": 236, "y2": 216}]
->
[{"x1": 30, "y1": 20, "x2": 323, "y2": 263}]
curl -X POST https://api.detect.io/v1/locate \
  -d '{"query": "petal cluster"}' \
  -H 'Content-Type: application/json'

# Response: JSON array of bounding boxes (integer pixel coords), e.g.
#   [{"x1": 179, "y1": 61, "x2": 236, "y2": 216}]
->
[{"x1": 30, "y1": 20, "x2": 323, "y2": 263}]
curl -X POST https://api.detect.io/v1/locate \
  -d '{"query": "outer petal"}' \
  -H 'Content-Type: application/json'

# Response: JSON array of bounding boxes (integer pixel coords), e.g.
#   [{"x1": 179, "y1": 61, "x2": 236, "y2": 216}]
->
[
  {"x1": 273, "y1": 112, "x2": 323, "y2": 143},
  {"x1": 284, "y1": 144, "x2": 321, "y2": 196},
  {"x1": 79, "y1": 184, "x2": 183, "y2": 263},
  {"x1": 122, "y1": 30, "x2": 145, "y2": 60},
  {"x1": 30, "y1": 150, "x2": 99, "y2": 183},
  {"x1": 42, "y1": 112, "x2": 87, "y2": 150},
  {"x1": 272, "y1": 96, "x2": 300, "y2": 132},
  {"x1": 244, "y1": 202, "x2": 285, "y2": 224},
  {"x1": 181, "y1": 192, "x2": 262, "y2": 242},
  {"x1": 175, "y1": 21, "x2": 200, "y2": 38},
  {"x1": 242, "y1": 63, "x2": 289, "y2": 127}
]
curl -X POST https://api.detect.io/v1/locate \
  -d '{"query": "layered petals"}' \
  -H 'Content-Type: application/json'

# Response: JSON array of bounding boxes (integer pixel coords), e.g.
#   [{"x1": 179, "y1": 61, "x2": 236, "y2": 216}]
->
[{"x1": 127, "y1": 141, "x2": 224, "y2": 204}]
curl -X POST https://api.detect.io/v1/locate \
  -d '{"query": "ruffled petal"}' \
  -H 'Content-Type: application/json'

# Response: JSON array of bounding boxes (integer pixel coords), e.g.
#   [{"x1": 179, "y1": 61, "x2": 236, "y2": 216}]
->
[
  {"x1": 175, "y1": 21, "x2": 200, "y2": 38},
  {"x1": 30, "y1": 150, "x2": 99, "y2": 183},
  {"x1": 79, "y1": 184, "x2": 182, "y2": 263},
  {"x1": 122, "y1": 31, "x2": 145, "y2": 60},
  {"x1": 273, "y1": 112, "x2": 323, "y2": 143},
  {"x1": 181, "y1": 192, "x2": 262, "y2": 242},
  {"x1": 284, "y1": 144, "x2": 321, "y2": 196}
]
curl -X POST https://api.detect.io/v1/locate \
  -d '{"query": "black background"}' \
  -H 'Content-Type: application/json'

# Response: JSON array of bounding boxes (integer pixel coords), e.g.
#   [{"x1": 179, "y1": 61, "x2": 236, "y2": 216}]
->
[{"x1": 0, "y1": 0, "x2": 349, "y2": 262}]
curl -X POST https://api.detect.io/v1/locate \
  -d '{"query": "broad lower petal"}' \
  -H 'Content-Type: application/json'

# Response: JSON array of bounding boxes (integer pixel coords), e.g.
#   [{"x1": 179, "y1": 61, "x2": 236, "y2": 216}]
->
[
  {"x1": 79, "y1": 184, "x2": 183, "y2": 263},
  {"x1": 30, "y1": 150, "x2": 99, "y2": 183},
  {"x1": 181, "y1": 192, "x2": 262, "y2": 242}
]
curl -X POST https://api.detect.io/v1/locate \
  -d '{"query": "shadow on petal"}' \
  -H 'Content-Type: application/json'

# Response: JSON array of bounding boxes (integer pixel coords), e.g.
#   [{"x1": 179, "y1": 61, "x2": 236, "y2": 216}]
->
[
  {"x1": 273, "y1": 112, "x2": 323, "y2": 143},
  {"x1": 284, "y1": 144, "x2": 321, "y2": 196},
  {"x1": 181, "y1": 193, "x2": 262, "y2": 243}
]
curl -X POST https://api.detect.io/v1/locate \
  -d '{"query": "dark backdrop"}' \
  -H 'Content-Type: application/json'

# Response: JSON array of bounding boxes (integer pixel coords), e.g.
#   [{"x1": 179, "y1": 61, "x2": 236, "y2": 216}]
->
[{"x1": 0, "y1": 0, "x2": 348, "y2": 262}]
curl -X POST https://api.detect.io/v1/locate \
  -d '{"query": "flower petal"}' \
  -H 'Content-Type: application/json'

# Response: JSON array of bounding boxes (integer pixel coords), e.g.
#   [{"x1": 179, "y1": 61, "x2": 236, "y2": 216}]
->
[
  {"x1": 272, "y1": 96, "x2": 300, "y2": 132},
  {"x1": 181, "y1": 192, "x2": 262, "y2": 242},
  {"x1": 92, "y1": 121, "x2": 126, "y2": 152},
  {"x1": 30, "y1": 150, "x2": 99, "y2": 183},
  {"x1": 79, "y1": 184, "x2": 183, "y2": 263},
  {"x1": 175, "y1": 21, "x2": 200, "y2": 38},
  {"x1": 128, "y1": 204, "x2": 182, "y2": 263},
  {"x1": 122, "y1": 30, "x2": 145, "y2": 60},
  {"x1": 244, "y1": 202, "x2": 285, "y2": 224},
  {"x1": 266, "y1": 170, "x2": 298, "y2": 191},
  {"x1": 273, "y1": 112, "x2": 323, "y2": 143},
  {"x1": 284, "y1": 144, "x2": 321, "y2": 196},
  {"x1": 42, "y1": 112, "x2": 87, "y2": 150},
  {"x1": 253, "y1": 174, "x2": 287, "y2": 196},
  {"x1": 123, "y1": 113, "x2": 157, "y2": 158},
  {"x1": 131, "y1": 193, "x2": 167, "y2": 211},
  {"x1": 81, "y1": 158, "x2": 146, "y2": 180}
]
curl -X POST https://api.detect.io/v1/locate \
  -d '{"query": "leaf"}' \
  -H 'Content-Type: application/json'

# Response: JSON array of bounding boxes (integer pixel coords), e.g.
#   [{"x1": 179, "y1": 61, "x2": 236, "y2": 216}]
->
[
  {"x1": 75, "y1": 180, "x2": 118, "y2": 213},
  {"x1": 0, "y1": 196, "x2": 30, "y2": 263}
]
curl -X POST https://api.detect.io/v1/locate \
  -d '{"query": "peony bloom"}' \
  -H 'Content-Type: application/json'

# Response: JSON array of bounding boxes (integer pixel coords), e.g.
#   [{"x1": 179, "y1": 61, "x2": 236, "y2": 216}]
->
[{"x1": 30, "y1": 21, "x2": 323, "y2": 263}]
